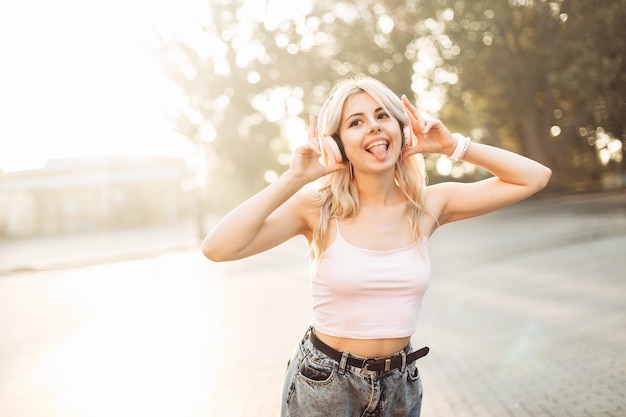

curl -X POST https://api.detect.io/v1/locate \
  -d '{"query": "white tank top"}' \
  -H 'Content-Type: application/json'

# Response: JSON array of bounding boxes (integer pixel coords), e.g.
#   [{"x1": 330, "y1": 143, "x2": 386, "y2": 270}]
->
[{"x1": 311, "y1": 220, "x2": 431, "y2": 339}]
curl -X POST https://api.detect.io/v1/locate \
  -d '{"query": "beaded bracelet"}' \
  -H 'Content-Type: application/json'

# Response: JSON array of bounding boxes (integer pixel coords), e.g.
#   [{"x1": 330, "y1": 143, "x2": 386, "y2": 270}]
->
[{"x1": 448, "y1": 133, "x2": 471, "y2": 162}]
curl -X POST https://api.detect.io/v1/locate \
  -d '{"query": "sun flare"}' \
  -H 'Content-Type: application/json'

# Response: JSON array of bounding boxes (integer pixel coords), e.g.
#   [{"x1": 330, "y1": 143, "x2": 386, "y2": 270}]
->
[{"x1": 0, "y1": 0, "x2": 209, "y2": 173}]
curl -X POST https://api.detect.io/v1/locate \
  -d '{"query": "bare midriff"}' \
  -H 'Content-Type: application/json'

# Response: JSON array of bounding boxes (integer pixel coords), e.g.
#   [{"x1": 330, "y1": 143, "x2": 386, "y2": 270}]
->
[{"x1": 314, "y1": 328, "x2": 411, "y2": 358}]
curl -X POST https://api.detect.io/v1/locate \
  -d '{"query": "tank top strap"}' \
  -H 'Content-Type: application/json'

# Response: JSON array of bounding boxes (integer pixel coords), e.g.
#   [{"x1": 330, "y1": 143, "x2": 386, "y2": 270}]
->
[{"x1": 333, "y1": 218, "x2": 345, "y2": 243}]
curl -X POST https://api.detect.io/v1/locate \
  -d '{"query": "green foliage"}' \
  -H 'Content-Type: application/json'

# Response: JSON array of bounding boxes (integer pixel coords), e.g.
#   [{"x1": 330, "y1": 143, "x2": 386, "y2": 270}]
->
[
  {"x1": 157, "y1": 0, "x2": 625, "y2": 205},
  {"x1": 437, "y1": 0, "x2": 626, "y2": 189}
]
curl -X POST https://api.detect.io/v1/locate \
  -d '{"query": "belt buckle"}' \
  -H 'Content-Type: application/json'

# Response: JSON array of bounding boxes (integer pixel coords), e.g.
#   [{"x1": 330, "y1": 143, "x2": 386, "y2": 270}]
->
[
  {"x1": 361, "y1": 358, "x2": 374, "y2": 371},
  {"x1": 362, "y1": 358, "x2": 392, "y2": 372}
]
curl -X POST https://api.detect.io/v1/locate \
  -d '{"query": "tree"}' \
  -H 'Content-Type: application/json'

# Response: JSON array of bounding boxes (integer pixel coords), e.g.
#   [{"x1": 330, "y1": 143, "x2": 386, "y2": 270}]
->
[
  {"x1": 157, "y1": 0, "x2": 625, "y2": 209},
  {"x1": 156, "y1": 0, "x2": 433, "y2": 210},
  {"x1": 432, "y1": 0, "x2": 626, "y2": 189}
]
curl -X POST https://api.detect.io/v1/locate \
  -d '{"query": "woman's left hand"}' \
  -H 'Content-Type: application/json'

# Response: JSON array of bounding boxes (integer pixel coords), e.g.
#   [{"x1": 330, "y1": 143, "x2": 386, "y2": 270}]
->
[{"x1": 401, "y1": 95, "x2": 457, "y2": 159}]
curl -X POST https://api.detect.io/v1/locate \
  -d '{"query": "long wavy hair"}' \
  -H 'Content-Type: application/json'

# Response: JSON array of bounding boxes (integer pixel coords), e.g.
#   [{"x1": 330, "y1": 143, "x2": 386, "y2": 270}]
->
[{"x1": 306, "y1": 76, "x2": 430, "y2": 261}]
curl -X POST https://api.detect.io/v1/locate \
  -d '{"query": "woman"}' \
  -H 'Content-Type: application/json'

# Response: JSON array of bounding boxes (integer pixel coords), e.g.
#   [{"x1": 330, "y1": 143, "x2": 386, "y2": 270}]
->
[{"x1": 202, "y1": 76, "x2": 551, "y2": 416}]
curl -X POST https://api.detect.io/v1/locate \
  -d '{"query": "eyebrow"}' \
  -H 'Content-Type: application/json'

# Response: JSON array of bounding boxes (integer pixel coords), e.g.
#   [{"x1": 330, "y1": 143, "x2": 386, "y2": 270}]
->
[{"x1": 343, "y1": 107, "x2": 384, "y2": 123}]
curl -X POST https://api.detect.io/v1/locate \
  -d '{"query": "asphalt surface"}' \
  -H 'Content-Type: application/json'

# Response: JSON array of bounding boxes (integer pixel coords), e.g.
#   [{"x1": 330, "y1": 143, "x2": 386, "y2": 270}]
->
[{"x1": 0, "y1": 190, "x2": 624, "y2": 417}]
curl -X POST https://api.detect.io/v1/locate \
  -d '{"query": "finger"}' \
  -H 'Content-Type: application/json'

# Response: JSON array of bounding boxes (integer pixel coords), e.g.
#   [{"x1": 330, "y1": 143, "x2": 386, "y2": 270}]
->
[
  {"x1": 296, "y1": 142, "x2": 321, "y2": 158},
  {"x1": 422, "y1": 120, "x2": 434, "y2": 135},
  {"x1": 401, "y1": 95, "x2": 420, "y2": 121},
  {"x1": 401, "y1": 143, "x2": 421, "y2": 160},
  {"x1": 324, "y1": 162, "x2": 348, "y2": 174},
  {"x1": 308, "y1": 115, "x2": 323, "y2": 153},
  {"x1": 402, "y1": 97, "x2": 428, "y2": 136},
  {"x1": 423, "y1": 119, "x2": 446, "y2": 138},
  {"x1": 307, "y1": 142, "x2": 322, "y2": 157}
]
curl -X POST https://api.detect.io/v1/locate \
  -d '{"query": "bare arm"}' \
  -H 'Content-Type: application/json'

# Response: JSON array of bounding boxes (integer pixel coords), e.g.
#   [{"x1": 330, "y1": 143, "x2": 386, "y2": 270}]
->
[
  {"x1": 202, "y1": 173, "x2": 313, "y2": 261},
  {"x1": 202, "y1": 116, "x2": 346, "y2": 262},
  {"x1": 427, "y1": 142, "x2": 552, "y2": 226},
  {"x1": 401, "y1": 95, "x2": 552, "y2": 228}
]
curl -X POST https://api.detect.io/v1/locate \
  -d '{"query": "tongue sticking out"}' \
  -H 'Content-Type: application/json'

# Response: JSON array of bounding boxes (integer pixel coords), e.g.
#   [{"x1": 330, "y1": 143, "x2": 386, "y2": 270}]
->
[{"x1": 369, "y1": 144, "x2": 388, "y2": 161}]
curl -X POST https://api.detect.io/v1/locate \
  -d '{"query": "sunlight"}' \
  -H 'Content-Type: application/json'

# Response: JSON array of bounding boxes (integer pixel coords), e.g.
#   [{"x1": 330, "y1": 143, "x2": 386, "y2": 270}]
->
[
  {"x1": 0, "y1": 0, "x2": 446, "y2": 173},
  {"x1": 436, "y1": 155, "x2": 453, "y2": 176},
  {"x1": 594, "y1": 129, "x2": 623, "y2": 166},
  {"x1": 247, "y1": 0, "x2": 313, "y2": 31},
  {"x1": 0, "y1": 0, "x2": 206, "y2": 173},
  {"x1": 39, "y1": 255, "x2": 220, "y2": 417}
]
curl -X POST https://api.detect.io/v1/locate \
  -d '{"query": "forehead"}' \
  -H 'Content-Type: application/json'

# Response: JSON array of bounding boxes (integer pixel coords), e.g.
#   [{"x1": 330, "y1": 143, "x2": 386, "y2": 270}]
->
[{"x1": 342, "y1": 92, "x2": 382, "y2": 117}]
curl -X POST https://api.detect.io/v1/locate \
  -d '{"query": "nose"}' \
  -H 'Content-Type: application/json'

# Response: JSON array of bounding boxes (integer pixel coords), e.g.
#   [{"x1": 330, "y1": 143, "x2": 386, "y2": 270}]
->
[{"x1": 368, "y1": 118, "x2": 382, "y2": 133}]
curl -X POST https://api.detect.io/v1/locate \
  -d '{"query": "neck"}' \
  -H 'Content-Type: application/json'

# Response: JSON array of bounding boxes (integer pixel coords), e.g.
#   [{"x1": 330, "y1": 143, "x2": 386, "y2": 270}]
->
[{"x1": 353, "y1": 170, "x2": 401, "y2": 206}]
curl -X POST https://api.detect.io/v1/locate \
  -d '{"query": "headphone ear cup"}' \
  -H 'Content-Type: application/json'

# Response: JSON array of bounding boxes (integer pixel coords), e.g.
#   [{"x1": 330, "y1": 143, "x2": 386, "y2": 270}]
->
[
  {"x1": 322, "y1": 135, "x2": 342, "y2": 165},
  {"x1": 403, "y1": 124, "x2": 415, "y2": 148}
]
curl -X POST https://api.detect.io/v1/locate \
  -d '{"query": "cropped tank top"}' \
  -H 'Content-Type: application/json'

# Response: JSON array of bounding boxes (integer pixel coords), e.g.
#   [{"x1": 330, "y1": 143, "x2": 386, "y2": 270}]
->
[{"x1": 311, "y1": 219, "x2": 431, "y2": 339}]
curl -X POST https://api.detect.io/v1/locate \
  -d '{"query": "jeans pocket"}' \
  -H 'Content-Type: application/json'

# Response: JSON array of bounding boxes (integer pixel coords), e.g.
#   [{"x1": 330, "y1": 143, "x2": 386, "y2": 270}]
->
[
  {"x1": 407, "y1": 362, "x2": 421, "y2": 382},
  {"x1": 297, "y1": 359, "x2": 335, "y2": 385}
]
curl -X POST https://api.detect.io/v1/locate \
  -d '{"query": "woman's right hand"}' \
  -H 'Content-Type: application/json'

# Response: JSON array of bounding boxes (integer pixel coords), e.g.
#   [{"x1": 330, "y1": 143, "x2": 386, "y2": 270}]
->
[{"x1": 287, "y1": 115, "x2": 347, "y2": 183}]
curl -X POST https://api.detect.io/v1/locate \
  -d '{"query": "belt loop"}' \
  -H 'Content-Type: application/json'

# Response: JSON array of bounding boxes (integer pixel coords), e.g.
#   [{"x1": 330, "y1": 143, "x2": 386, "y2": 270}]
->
[
  {"x1": 303, "y1": 327, "x2": 312, "y2": 343},
  {"x1": 338, "y1": 351, "x2": 349, "y2": 375},
  {"x1": 400, "y1": 349, "x2": 407, "y2": 372}
]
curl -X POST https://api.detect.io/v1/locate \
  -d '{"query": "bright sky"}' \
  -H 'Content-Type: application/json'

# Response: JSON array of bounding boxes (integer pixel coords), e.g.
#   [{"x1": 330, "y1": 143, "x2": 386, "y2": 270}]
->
[
  {"x1": 0, "y1": 0, "x2": 210, "y2": 173},
  {"x1": 0, "y1": 0, "x2": 452, "y2": 174}
]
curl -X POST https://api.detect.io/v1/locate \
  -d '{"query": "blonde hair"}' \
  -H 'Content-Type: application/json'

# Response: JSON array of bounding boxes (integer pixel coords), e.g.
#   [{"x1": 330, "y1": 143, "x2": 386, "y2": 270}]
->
[{"x1": 307, "y1": 76, "x2": 430, "y2": 260}]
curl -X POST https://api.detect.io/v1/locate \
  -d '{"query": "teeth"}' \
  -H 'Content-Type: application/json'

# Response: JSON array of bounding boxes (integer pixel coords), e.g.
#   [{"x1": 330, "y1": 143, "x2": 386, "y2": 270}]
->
[{"x1": 366, "y1": 140, "x2": 388, "y2": 151}]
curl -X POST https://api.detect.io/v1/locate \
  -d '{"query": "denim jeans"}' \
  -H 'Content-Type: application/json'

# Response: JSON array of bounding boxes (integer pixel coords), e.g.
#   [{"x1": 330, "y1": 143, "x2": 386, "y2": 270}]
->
[{"x1": 281, "y1": 329, "x2": 424, "y2": 417}]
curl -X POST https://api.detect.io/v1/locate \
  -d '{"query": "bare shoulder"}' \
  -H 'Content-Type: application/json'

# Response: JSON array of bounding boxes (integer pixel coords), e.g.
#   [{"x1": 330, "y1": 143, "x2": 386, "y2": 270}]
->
[
  {"x1": 424, "y1": 182, "x2": 455, "y2": 218},
  {"x1": 422, "y1": 182, "x2": 465, "y2": 233}
]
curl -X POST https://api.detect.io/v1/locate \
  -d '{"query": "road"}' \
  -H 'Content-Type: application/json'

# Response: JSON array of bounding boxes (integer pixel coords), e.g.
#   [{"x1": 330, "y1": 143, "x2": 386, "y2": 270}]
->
[{"x1": 0, "y1": 191, "x2": 624, "y2": 416}]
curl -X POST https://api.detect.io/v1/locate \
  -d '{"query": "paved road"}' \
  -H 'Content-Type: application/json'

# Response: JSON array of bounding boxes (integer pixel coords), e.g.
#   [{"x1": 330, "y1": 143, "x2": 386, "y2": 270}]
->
[{"x1": 0, "y1": 191, "x2": 624, "y2": 417}]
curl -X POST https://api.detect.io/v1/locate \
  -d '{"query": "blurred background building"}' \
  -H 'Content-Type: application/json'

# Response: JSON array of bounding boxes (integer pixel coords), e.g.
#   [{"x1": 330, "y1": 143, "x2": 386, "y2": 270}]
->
[
  {"x1": 0, "y1": 157, "x2": 194, "y2": 237},
  {"x1": 1, "y1": 0, "x2": 624, "y2": 241}
]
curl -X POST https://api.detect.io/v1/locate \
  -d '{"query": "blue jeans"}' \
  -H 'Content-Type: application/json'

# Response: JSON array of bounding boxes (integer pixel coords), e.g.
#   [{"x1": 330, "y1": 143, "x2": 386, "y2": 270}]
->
[{"x1": 281, "y1": 329, "x2": 424, "y2": 417}]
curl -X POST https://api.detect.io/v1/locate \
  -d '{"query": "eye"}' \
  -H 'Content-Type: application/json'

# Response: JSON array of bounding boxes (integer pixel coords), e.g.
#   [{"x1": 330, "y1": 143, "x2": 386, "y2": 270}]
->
[
  {"x1": 377, "y1": 112, "x2": 390, "y2": 119},
  {"x1": 349, "y1": 119, "x2": 363, "y2": 127}
]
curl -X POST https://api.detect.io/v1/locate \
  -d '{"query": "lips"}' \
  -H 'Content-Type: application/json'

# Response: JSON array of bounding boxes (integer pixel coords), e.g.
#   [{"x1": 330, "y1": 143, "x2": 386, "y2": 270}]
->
[{"x1": 365, "y1": 139, "x2": 389, "y2": 151}]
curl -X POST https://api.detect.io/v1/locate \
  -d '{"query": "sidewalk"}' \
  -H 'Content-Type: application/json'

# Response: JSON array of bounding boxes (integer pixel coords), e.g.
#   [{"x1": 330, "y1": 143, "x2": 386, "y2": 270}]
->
[
  {"x1": 0, "y1": 220, "x2": 202, "y2": 274},
  {"x1": 1, "y1": 190, "x2": 623, "y2": 274},
  {"x1": 419, "y1": 190, "x2": 626, "y2": 417},
  {"x1": 0, "y1": 190, "x2": 624, "y2": 417}
]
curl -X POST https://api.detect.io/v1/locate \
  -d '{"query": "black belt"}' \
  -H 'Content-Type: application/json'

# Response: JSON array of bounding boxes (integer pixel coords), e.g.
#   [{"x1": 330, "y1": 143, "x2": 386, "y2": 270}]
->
[{"x1": 309, "y1": 330, "x2": 429, "y2": 372}]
